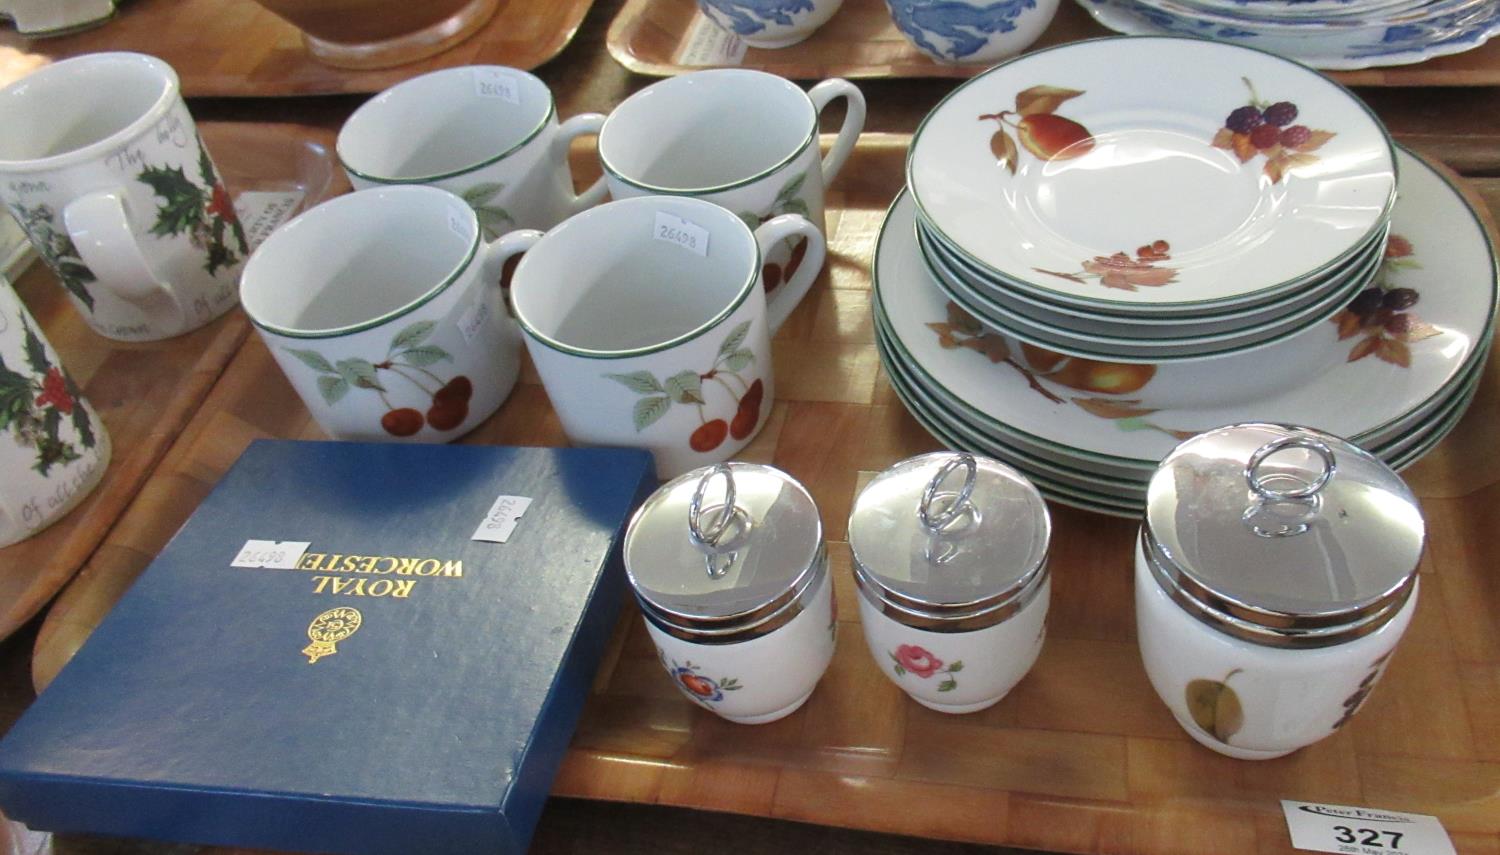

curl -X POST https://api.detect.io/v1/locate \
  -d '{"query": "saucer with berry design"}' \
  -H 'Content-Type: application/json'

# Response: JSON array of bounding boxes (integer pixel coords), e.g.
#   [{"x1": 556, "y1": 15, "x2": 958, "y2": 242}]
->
[
  {"x1": 879, "y1": 146, "x2": 1495, "y2": 465},
  {"x1": 907, "y1": 37, "x2": 1396, "y2": 312}
]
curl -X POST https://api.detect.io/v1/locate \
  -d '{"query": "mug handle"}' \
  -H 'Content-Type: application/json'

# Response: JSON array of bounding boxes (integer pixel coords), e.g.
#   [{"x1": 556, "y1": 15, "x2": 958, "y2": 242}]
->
[
  {"x1": 754, "y1": 214, "x2": 826, "y2": 335},
  {"x1": 806, "y1": 79, "x2": 867, "y2": 189},
  {"x1": 555, "y1": 113, "x2": 609, "y2": 216},
  {"x1": 63, "y1": 189, "x2": 187, "y2": 334}
]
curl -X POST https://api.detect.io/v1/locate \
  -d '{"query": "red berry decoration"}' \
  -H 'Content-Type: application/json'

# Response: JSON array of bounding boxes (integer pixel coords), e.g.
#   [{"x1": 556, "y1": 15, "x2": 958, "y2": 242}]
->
[
  {"x1": 785, "y1": 237, "x2": 809, "y2": 279},
  {"x1": 729, "y1": 378, "x2": 765, "y2": 440},
  {"x1": 381, "y1": 408, "x2": 424, "y2": 437},
  {"x1": 1225, "y1": 105, "x2": 1263, "y2": 134},
  {"x1": 435, "y1": 375, "x2": 473, "y2": 404},
  {"x1": 690, "y1": 419, "x2": 729, "y2": 453},
  {"x1": 1382, "y1": 288, "x2": 1420, "y2": 311},
  {"x1": 426, "y1": 399, "x2": 468, "y2": 431},
  {"x1": 1279, "y1": 125, "x2": 1313, "y2": 149},
  {"x1": 1384, "y1": 313, "x2": 1414, "y2": 335},
  {"x1": 1263, "y1": 101, "x2": 1299, "y2": 127},
  {"x1": 1249, "y1": 124, "x2": 1281, "y2": 151},
  {"x1": 762, "y1": 262, "x2": 783, "y2": 294},
  {"x1": 1347, "y1": 289, "x2": 1384, "y2": 318}
]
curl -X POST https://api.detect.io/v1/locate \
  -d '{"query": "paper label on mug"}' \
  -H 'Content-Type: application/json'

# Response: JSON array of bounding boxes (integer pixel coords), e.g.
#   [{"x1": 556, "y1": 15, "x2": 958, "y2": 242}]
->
[
  {"x1": 1281, "y1": 801, "x2": 1456, "y2": 855},
  {"x1": 234, "y1": 191, "x2": 305, "y2": 250},
  {"x1": 473, "y1": 495, "x2": 532, "y2": 543},
  {"x1": 457, "y1": 297, "x2": 491, "y2": 345},
  {"x1": 675, "y1": 13, "x2": 748, "y2": 66},
  {"x1": 654, "y1": 212, "x2": 709, "y2": 257},
  {"x1": 473, "y1": 68, "x2": 521, "y2": 104},
  {"x1": 231, "y1": 540, "x2": 311, "y2": 570}
]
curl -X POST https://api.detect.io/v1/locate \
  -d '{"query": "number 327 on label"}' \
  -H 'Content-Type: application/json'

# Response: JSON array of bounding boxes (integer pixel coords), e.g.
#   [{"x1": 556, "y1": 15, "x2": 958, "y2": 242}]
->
[{"x1": 1280, "y1": 800, "x2": 1456, "y2": 855}]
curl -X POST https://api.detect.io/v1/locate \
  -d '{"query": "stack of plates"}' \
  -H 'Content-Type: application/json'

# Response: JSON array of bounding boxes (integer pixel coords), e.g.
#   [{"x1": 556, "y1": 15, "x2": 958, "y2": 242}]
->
[
  {"x1": 879, "y1": 39, "x2": 1498, "y2": 517},
  {"x1": 1078, "y1": 0, "x2": 1500, "y2": 69}
]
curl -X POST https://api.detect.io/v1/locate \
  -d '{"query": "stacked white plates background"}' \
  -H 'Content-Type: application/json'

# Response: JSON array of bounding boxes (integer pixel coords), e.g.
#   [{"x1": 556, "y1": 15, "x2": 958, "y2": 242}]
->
[{"x1": 878, "y1": 38, "x2": 1498, "y2": 516}]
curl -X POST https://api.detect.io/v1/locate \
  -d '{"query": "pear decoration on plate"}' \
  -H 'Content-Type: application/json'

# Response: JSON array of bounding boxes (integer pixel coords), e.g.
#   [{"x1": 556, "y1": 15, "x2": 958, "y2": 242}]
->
[
  {"x1": 1185, "y1": 669, "x2": 1245, "y2": 743},
  {"x1": 979, "y1": 85, "x2": 1095, "y2": 175}
]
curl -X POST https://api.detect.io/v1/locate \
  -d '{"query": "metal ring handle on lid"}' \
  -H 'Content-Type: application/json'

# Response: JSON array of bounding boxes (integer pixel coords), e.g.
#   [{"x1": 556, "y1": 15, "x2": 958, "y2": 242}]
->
[
  {"x1": 919, "y1": 453, "x2": 978, "y2": 532},
  {"x1": 1244, "y1": 436, "x2": 1337, "y2": 502},
  {"x1": 688, "y1": 464, "x2": 737, "y2": 548}
]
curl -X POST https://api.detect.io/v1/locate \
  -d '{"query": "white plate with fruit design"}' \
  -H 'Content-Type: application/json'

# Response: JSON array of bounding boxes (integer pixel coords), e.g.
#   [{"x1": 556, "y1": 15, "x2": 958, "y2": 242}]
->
[
  {"x1": 880, "y1": 146, "x2": 1496, "y2": 465},
  {"x1": 906, "y1": 37, "x2": 1397, "y2": 310}
]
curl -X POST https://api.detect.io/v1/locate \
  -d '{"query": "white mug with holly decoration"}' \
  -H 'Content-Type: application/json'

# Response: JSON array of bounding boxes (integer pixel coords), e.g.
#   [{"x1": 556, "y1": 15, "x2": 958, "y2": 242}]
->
[
  {"x1": 240, "y1": 186, "x2": 521, "y2": 443},
  {"x1": 0, "y1": 53, "x2": 245, "y2": 342},
  {"x1": 338, "y1": 66, "x2": 607, "y2": 239},
  {"x1": 598, "y1": 70, "x2": 864, "y2": 297},
  {"x1": 501, "y1": 195, "x2": 825, "y2": 479},
  {"x1": 0, "y1": 277, "x2": 111, "y2": 549}
]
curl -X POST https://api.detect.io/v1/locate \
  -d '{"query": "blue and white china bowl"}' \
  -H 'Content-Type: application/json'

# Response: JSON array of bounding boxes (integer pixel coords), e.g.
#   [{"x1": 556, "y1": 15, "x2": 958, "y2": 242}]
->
[
  {"x1": 885, "y1": 0, "x2": 1061, "y2": 64},
  {"x1": 696, "y1": 0, "x2": 845, "y2": 47}
]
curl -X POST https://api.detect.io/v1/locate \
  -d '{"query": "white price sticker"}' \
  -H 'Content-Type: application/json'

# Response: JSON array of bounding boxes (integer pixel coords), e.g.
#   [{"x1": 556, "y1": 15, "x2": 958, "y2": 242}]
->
[
  {"x1": 1281, "y1": 801, "x2": 1456, "y2": 855},
  {"x1": 654, "y1": 212, "x2": 709, "y2": 257},
  {"x1": 473, "y1": 495, "x2": 533, "y2": 544},
  {"x1": 231, "y1": 540, "x2": 311, "y2": 570},
  {"x1": 675, "y1": 13, "x2": 748, "y2": 66},
  {"x1": 456, "y1": 296, "x2": 492, "y2": 345},
  {"x1": 472, "y1": 68, "x2": 521, "y2": 103},
  {"x1": 233, "y1": 191, "x2": 305, "y2": 250}
]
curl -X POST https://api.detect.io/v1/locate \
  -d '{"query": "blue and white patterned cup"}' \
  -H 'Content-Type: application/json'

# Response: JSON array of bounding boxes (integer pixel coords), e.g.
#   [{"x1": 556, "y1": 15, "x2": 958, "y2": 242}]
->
[
  {"x1": 886, "y1": 0, "x2": 1060, "y2": 64},
  {"x1": 696, "y1": 0, "x2": 844, "y2": 48}
]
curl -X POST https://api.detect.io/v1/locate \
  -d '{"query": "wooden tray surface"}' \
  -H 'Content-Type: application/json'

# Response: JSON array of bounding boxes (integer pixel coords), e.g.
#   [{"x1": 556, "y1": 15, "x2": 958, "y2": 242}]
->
[
  {"x1": 0, "y1": 122, "x2": 347, "y2": 644},
  {"x1": 29, "y1": 136, "x2": 1500, "y2": 855},
  {"x1": 607, "y1": 0, "x2": 1500, "y2": 86},
  {"x1": 0, "y1": 0, "x2": 597, "y2": 97}
]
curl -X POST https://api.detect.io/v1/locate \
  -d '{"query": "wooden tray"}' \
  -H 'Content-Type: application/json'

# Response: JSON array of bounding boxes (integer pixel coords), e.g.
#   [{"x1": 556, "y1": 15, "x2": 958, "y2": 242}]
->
[
  {"x1": 607, "y1": 0, "x2": 1500, "y2": 86},
  {"x1": 30, "y1": 136, "x2": 1500, "y2": 855},
  {"x1": 0, "y1": 0, "x2": 597, "y2": 97},
  {"x1": 0, "y1": 122, "x2": 346, "y2": 644}
]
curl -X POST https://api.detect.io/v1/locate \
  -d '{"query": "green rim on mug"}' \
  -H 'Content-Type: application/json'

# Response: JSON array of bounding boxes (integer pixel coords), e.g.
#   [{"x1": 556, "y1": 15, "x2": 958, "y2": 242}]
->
[
  {"x1": 0, "y1": 52, "x2": 178, "y2": 174},
  {"x1": 904, "y1": 35, "x2": 1401, "y2": 311},
  {"x1": 512, "y1": 210, "x2": 763, "y2": 361},
  {"x1": 244, "y1": 198, "x2": 482, "y2": 341},
  {"x1": 339, "y1": 87, "x2": 557, "y2": 185},
  {"x1": 597, "y1": 70, "x2": 818, "y2": 196}
]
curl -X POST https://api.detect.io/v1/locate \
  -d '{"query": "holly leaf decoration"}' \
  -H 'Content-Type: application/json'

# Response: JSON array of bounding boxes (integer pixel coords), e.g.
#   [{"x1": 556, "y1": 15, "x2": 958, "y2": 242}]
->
[
  {"x1": 139, "y1": 164, "x2": 206, "y2": 238},
  {"x1": 722, "y1": 349, "x2": 754, "y2": 372},
  {"x1": 991, "y1": 129, "x2": 1018, "y2": 176},
  {"x1": 1014, "y1": 85, "x2": 1085, "y2": 117},
  {"x1": 664, "y1": 370, "x2": 704, "y2": 405},
  {"x1": 37, "y1": 407, "x2": 64, "y2": 474},
  {"x1": 56, "y1": 261, "x2": 96, "y2": 312},
  {"x1": 0, "y1": 359, "x2": 29, "y2": 433},
  {"x1": 390, "y1": 320, "x2": 436, "y2": 352},
  {"x1": 397, "y1": 345, "x2": 452, "y2": 367},
  {"x1": 605, "y1": 371, "x2": 664, "y2": 395},
  {"x1": 718, "y1": 320, "x2": 752, "y2": 360},
  {"x1": 317, "y1": 375, "x2": 350, "y2": 406},
  {"x1": 285, "y1": 348, "x2": 336, "y2": 374},
  {"x1": 70, "y1": 399, "x2": 95, "y2": 450},
  {"x1": 206, "y1": 241, "x2": 236, "y2": 278},
  {"x1": 336, "y1": 358, "x2": 384, "y2": 391},
  {"x1": 21, "y1": 315, "x2": 49, "y2": 376},
  {"x1": 632, "y1": 395, "x2": 671, "y2": 432}
]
